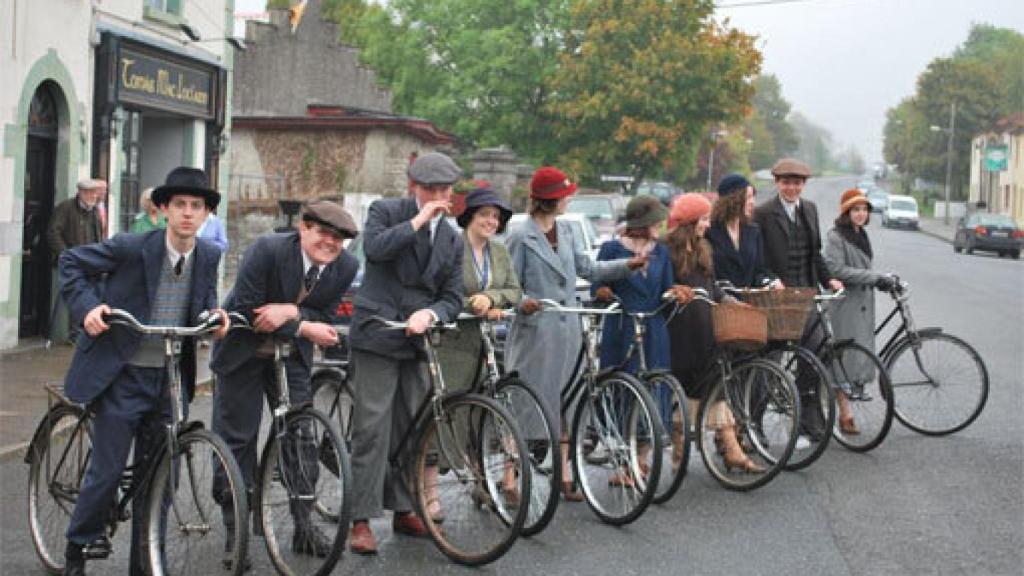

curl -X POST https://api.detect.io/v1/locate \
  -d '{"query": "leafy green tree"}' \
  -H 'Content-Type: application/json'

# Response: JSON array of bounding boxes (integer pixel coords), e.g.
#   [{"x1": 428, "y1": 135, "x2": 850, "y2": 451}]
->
[
  {"x1": 746, "y1": 74, "x2": 799, "y2": 170},
  {"x1": 546, "y1": 0, "x2": 761, "y2": 191},
  {"x1": 789, "y1": 112, "x2": 835, "y2": 174}
]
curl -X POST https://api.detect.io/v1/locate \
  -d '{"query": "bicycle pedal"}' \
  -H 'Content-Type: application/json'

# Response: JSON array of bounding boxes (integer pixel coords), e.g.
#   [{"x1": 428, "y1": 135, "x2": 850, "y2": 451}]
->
[{"x1": 83, "y1": 537, "x2": 112, "y2": 559}]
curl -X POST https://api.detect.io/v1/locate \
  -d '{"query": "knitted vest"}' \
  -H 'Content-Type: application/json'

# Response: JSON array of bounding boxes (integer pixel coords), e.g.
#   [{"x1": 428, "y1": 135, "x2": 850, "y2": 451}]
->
[
  {"x1": 129, "y1": 255, "x2": 194, "y2": 367},
  {"x1": 784, "y1": 210, "x2": 813, "y2": 288}
]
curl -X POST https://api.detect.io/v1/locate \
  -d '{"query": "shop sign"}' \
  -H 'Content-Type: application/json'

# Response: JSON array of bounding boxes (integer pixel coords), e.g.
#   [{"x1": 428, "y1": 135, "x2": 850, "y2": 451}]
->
[
  {"x1": 984, "y1": 145, "x2": 1008, "y2": 172},
  {"x1": 117, "y1": 44, "x2": 215, "y2": 119}
]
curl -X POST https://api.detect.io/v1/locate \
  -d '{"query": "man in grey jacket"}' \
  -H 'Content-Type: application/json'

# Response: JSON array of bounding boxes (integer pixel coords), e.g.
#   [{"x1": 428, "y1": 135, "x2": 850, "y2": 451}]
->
[{"x1": 347, "y1": 152, "x2": 465, "y2": 555}]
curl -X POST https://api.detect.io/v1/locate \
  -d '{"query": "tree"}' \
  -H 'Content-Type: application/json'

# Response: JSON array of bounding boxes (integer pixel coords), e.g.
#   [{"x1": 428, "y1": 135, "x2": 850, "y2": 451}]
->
[
  {"x1": 546, "y1": 0, "x2": 761, "y2": 191},
  {"x1": 789, "y1": 112, "x2": 835, "y2": 174},
  {"x1": 746, "y1": 74, "x2": 799, "y2": 170}
]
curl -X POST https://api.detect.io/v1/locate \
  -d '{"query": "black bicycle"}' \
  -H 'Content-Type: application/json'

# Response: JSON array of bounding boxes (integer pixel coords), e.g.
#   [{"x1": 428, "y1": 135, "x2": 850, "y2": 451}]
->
[
  {"x1": 26, "y1": 309, "x2": 249, "y2": 576},
  {"x1": 225, "y1": 314, "x2": 351, "y2": 576},
  {"x1": 876, "y1": 278, "x2": 989, "y2": 435},
  {"x1": 371, "y1": 316, "x2": 531, "y2": 566}
]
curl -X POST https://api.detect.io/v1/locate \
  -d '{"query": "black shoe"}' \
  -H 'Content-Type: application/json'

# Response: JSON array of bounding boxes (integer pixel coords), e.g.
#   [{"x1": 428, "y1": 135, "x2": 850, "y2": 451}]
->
[
  {"x1": 65, "y1": 542, "x2": 86, "y2": 576},
  {"x1": 223, "y1": 529, "x2": 253, "y2": 572},
  {"x1": 292, "y1": 525, "x2": 333, "y2": 557}
]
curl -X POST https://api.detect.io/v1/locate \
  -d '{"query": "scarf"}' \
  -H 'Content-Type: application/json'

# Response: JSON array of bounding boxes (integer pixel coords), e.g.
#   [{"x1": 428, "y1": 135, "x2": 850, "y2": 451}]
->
[{"x1": 836, "y1": 223, "x2": 872, "y2": 260}]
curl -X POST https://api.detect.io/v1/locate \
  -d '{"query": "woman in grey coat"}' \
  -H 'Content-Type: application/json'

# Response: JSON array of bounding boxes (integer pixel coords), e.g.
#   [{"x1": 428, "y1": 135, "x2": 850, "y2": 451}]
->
[
  {"x1": 505, "y1": 166, "x2": 645, "y2": 501},
  {"x1": 825, "y1": 189, "x2": 896, "y2": 435}
]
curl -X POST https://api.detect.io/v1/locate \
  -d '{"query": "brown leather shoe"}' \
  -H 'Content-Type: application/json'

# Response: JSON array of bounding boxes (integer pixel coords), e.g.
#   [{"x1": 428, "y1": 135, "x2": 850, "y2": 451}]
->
[
  {"x1": 392, "y1": 512, "x2": 429, "y2": 538},
  {"x1": 349, "y1": 521, "x2": 377, "y2": 555}
]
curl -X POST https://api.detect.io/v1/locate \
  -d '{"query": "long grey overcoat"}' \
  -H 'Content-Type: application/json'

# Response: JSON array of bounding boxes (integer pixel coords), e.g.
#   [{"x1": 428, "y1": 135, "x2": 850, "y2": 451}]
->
[
  {"x1": 824, "y1": 227, "x2": 885, "y2": 384},
  {"x1": 505, "y1": 217, "x2": 632, "y2": 437}
]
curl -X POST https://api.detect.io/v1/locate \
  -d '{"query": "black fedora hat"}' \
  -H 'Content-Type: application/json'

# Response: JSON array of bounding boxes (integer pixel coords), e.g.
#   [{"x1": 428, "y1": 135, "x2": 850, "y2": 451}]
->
[
  {"x1": 151, "y1": 167, "x2": 221, "y2": 210},
  {"x1": 457, "y1": 187, "x2": 513, "y2": 233}
]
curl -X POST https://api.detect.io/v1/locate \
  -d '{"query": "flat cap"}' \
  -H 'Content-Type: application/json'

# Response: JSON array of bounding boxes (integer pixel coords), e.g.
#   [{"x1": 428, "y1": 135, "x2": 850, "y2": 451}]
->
[
  {"x1": 302, "y1": 200, "x2": 359, "y2": 239},
  {"x1": 77, "y1": 178, "x2": 107, "y2": 190},
  {"x1": 771, "y1": 158, "x2": 812, "y2": 179},
  {"x1": 407, "y1": 152, "x2": 463, "y2": 185}
]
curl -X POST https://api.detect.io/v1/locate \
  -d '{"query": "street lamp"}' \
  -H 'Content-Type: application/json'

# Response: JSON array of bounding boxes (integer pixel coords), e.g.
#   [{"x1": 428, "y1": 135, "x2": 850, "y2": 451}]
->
[
  {"x1": 706, "y1": 129, "x2": 728, "y2": 191},
  {"x1": 929, "y1": 101, "x2": 957, "y2": 225}
]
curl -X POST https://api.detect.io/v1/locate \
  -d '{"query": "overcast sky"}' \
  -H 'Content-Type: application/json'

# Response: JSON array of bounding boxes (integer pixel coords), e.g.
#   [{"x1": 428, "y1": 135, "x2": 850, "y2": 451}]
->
[{"x1": 235, "y1": 0, "x2": 1024, "y2": 163}]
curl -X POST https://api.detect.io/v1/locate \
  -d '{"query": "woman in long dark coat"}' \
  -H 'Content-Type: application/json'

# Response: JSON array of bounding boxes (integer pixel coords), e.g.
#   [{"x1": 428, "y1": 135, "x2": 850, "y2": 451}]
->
[
  {"x1": 664, "y1": 193, "x2": 763, "y2": 473},
  {"x1": 825, "y1": 189, "x2": 895, "y2": 435},
  {"x1": 704, "y1": 173, "x2": 779, "y2": 289}
]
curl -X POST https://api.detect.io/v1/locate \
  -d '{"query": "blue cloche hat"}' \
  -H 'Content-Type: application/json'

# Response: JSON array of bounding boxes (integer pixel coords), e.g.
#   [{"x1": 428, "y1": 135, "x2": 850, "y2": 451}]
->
[
  {"x1": 716, "y1": 173, "x2": 752, "y2": 198},
  {"x1": 457, "y1": 186, "x2": 513, "y2": 233}
]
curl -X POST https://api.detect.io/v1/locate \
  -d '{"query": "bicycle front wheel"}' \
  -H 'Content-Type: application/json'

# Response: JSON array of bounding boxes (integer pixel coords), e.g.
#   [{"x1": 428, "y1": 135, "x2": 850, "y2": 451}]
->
[
  {"x1": 311, "y1": 370, "x2": 354, "y2": 443},
  {"x1": 825, "y1": 342, "x2": 894, "y2": 452},
  {"x1": 414, "y1": 393, "x2": 529, "y2": 566},
  {"x1": 697, "y1": 358, "x2": 799, "y2": 492},
  {"x1": 27, "y1": 404, "x2": 92, "y2": 575},
  {"x1": 257, "y1": 407, "x2": 350, "y2": 576},
  {"x1": 777, "y1": 344, "x2": 835, "y2": 471},
  {"x1": 494, "y1": 378, "x2": 559, "y2": 537},
  {"x1": 571, "y1": 372, "x2": 663, "y2": 525},
  {"x1": 144, "y1": 427, "x2": 249, "y2": 576},
  {"x1": 645, "y1": 373, "x2": 690, "y2": 504},
  {"x1": 886, "y1": 332, "x2": 989, "y2": 436}
]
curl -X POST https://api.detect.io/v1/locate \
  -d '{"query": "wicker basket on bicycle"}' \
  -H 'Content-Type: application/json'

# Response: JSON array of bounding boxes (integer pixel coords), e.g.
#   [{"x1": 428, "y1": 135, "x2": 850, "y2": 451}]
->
[
  {"x1": 737, "y1": 288, "x2": 817, "y2": 341},
  {"x1": 711, "y1": 303, "x2": 768, "y2": 351}
]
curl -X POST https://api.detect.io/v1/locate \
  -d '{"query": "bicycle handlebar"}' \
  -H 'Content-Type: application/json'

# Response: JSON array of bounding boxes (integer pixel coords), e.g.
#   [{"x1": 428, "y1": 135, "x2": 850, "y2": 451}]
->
[
  {"x1": 369, "y1": 315, "x2": 459, "y2": 332},
  {"x1": 456, "y1": 309, "x2": 517, "y2": 322},
  {"x1": 538, "y1": 299, "x2": 622, "y2": 315},
  {"x1": 103, "y1": 308, "x2": 224, "y2": 338}
]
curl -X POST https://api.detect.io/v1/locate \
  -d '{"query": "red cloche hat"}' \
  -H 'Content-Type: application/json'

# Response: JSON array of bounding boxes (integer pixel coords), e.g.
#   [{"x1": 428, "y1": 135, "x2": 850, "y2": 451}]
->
[{"x1": 530, "y1": 166, "x2": 578, "y2": 200}]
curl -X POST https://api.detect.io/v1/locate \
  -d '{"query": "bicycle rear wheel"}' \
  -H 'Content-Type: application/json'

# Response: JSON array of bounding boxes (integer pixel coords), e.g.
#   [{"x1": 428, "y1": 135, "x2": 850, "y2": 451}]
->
[
  {"x1": 777, "y1": 344, "x2": 835, "y2": 471},
  {"x1": 886, "y1": 332, "x2": 988, "y2": 436},
  {"x1": 257, "y1": 407, "x2": 350, "y2": 576},
  {"x1": 494, "y1": 378, "x2": 559, "y2": 537},
  {"x1": 312, "y1": 370, "x2": 354, "y2": 443},
  {"x1": 27, "y1": 404, "x2": 91, "y2": 575},
  {"x1": 645, "y1": 373, "x2": 690, "y2": 504},
  {"x1": 571, "y1": 372, "x2": 663, "y2": 525},
  {"x1": 697, "y1": 358, "x2": 799, "y2": 491},
  {"x1": 414, "y1": 393, "x2": 529, "y2": 566},
  {"x1": 825, "y1": 342, "x2": 894, "y2": 452},
  {"x1": 144, "y1": 427, "x2": 248, "y2": 576}
]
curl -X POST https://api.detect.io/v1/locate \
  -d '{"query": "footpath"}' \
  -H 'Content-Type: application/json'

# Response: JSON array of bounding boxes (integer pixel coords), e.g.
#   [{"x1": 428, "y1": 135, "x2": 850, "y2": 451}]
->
[
  {"x1": 0, "y1": 341, "x2": 213, "y2": 461},
  {"x1": 915, "y1": 215, "x2": 956, "y2": 244}
]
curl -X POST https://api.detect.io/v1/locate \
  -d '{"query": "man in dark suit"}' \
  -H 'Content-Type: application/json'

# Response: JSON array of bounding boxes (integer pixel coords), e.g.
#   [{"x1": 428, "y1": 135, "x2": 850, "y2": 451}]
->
[
  {"x1": 753, "y1": 158, "x2": 843, "y2": 441},
  {"x1": 347, "y1": 152, "x2": 464, "y2": 555},
  {"x1": 58, "y1": 167, "x2": 226, "y2": 576},
  {"x1": 210, "y1": 200, "x2": 359, "y2": 559}
]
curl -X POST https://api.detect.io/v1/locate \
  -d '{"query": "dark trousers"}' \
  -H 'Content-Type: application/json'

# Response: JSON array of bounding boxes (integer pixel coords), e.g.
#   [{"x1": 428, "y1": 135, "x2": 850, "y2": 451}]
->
[
  {"x1": 65, "y1": 365, "x2": 174, "y2": 576},
  {"x1": 210, "y1": 355, "x2": 318, "y2": 527}
]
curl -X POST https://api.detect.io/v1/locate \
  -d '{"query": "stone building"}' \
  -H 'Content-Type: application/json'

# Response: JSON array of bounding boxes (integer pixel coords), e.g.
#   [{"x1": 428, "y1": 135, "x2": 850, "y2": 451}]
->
[
  {"x1": 969, "y1": 114, "x2": 1024, "y2": 225},
  {"x1": 0, "y1": 0, "x2": 235, "y2": 349},
  {"x1": 228, "y1": 0, "x2": 455, "y2": 281}
]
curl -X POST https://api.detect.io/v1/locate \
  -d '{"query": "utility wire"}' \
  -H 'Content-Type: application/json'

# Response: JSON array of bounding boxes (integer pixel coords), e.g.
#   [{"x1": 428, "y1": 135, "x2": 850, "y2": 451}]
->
[{"x1": 716, "y1": 0, "x2": 865, "y2": 8}]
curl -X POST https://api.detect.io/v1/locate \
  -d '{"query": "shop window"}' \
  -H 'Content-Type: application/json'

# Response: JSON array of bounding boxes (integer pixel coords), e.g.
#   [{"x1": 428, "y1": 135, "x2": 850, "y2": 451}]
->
[
  {"x1": 146, "y1": 0, "x2": 181, "y2": 14},
  {"x1": 144, "y1": 0, "x2": 184, "y2": 25}
]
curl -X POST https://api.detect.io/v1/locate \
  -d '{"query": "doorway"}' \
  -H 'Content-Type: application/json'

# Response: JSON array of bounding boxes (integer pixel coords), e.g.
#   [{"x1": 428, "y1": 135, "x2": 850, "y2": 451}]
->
[{"x1": 20, "y1": 83, "x2": 60, "y2": 338}]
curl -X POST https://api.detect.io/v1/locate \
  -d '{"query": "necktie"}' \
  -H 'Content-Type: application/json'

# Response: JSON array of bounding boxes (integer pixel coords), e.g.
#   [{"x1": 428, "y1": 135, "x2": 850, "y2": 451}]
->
[
  {"x1": 304, "y1": 266, "x2": 319, "y2": 292},
  {"x1": 174, "y1": 255, "x2": 185, "y2": 276}
]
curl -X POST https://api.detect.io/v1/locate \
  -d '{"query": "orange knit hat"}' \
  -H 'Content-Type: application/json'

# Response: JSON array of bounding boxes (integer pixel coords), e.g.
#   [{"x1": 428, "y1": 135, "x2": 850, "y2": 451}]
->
[{"x1": 668, "y1": 193, "x2": 712, "y2": 229}]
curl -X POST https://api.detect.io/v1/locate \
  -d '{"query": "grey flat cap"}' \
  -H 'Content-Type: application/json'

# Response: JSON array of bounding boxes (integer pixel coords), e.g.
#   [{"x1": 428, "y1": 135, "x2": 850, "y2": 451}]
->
[
  {"x1": 302, "y1": 200, "x2": 359, "y2": 238},
  {"x1": 771, "y1": 158, "x2": 812, "y2": 179},
  {"x1": 77, "y1": 178, "x2": 107, "y2": 190},
  {"x1": 407, "y1": 152, "x2": 462, "y2": 185}
]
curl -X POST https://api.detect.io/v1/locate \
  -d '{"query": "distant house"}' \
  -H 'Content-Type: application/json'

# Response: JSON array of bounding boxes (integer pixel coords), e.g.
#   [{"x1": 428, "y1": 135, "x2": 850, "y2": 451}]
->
[{"x1": 969, "y1": 114, "x2": 1024, "y2": 225}]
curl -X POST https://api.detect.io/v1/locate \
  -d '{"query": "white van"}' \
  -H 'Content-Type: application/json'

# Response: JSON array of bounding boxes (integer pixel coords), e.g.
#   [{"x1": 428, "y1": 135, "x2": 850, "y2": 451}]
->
[{"x1": 882, "y1": 195, "x2": 919, "y2": 230}]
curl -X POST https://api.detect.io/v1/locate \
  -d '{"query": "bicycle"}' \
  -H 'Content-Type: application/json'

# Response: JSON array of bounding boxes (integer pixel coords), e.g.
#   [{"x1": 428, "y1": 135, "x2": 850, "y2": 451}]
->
[
  {"x1": 545, "y1": 299, "x2": 664, "y2": 525},
  {"x1": 876, "y1": 278, "x2": 989, "y2": 435},
  {"x1": 601, "y1": 293, "x2": 690, "y2": 504},
  {"x1": 370, "y1": 316, "x2": 531, "y2": 566},
  {"x1": 685, "y1": 290, "x2": 800, "y2": 491},
  {"x1": 225, "y1": 313, "x2": 351, "y2": 576},
  {"x1": 26, "y1": 309, "x2": 249, "y2": 576}
]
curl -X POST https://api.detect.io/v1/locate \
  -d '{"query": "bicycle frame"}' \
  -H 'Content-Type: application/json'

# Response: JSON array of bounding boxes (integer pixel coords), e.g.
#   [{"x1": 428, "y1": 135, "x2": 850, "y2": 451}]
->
[{"x1": 875, "y1": 284, "x2": 921, "y2": 361}]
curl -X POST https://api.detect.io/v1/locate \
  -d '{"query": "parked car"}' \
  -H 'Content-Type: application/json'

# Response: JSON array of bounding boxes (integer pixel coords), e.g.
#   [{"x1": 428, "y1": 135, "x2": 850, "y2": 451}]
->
[
  {"x1": 866, "y1": 189, "x2": 889, "y2": 213},
  {"x1": 953, "y1": 213, "x2": 1023, "y2": 259},
  {"x1": 567, "y1": 193, "x2": 626, "y2": 244},
  {"x1": 635, "y1": 181, "x2": 678, "y2": 206},
  {"x1": 882, "y1": 195, "x2": 919, "y2": 229}
]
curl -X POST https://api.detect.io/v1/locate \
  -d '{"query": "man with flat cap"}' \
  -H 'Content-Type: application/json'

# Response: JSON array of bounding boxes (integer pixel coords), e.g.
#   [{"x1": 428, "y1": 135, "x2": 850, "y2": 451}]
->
[
  {"x1": 347, "y1": 151, "x2": 465, "y2": 554},
  {"x1": 211, "y1": 199, "x2": 360, "y2": 561},
  {"x1": 753, "y1": 158, "x2": 843, "y2": 443},
  {"x1": 58, "y1": 166, "x2": 227, "y2": 576}
]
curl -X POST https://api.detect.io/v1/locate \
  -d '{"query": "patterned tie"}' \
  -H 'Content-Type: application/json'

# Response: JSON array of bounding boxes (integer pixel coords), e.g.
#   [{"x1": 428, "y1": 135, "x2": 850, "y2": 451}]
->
[
  {"x1": 304, "y1": 266, "x2": 319, "y2": 292},
  {"x1": 174, "y1": 255, "x2": 185, "y2": 276}
]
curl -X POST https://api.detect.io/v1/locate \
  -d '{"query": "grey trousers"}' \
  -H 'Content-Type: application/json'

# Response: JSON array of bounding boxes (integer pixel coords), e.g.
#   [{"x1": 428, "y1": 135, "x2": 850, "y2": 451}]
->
[{"x1": 348, "y1": 348, "x2": 430, "y2": 520}]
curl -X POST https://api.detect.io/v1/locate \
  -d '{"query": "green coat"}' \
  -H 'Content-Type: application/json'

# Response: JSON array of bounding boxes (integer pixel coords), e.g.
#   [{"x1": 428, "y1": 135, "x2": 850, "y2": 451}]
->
[
  {"x1": 436, "y1": 237, "x2": 522, "y2": 392},
  {"x1": 131, "y1": 212, "x2": 166, "y2": 233}
]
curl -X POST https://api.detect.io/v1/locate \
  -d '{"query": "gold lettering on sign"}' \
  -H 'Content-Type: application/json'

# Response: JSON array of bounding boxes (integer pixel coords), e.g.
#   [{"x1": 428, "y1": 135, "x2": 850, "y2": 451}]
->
[
  {"x1": 119, "y1": 52, "x2": 211, "y2": 110},
  {"x1": 120, "y1": 58, "x2": 156, "y2": 94}
]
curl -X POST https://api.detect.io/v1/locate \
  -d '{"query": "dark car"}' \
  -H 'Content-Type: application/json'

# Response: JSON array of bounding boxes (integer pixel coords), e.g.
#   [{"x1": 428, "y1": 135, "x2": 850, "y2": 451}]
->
[
  {"x1": 566, "y1": 193, "x2": 626, "y2": 244},
  {"x1": 953, "y1": 213, "x2": 1023, "y2": 259}
]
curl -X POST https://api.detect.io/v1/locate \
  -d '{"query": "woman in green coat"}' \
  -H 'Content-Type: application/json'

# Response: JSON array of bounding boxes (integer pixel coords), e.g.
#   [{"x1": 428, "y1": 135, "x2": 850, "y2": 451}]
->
[{"x1": 437, "y1": 186, "x2": 521, "y2": 391}]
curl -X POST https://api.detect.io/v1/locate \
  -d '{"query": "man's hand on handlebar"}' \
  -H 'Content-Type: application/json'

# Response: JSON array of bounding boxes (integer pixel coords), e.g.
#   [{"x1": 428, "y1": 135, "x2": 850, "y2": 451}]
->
[
  {"x1": 828, "y1": 279, "x2": 844, "y2": 292},
  {"x1": 485, "y1": 308, "x2": 504, "y2": 321},
  {"x1": 468, "y1": 294, "x2": 492, "y2": 316},
  {"x1": 210, "y1": 308, "x2": 230, "y2": 340},
  {"x1": 253, "y1": 303, "x2": 299, "y2": 333},
  {"x1": 298, "y1": 321, "x2": 339, "y2": 347},
  {"x1": 406, "y1": 309, "x2": 435, "y2": 336},
  {"x1": 84, "y1": 304, "x2": 113, "y2": 337}
]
